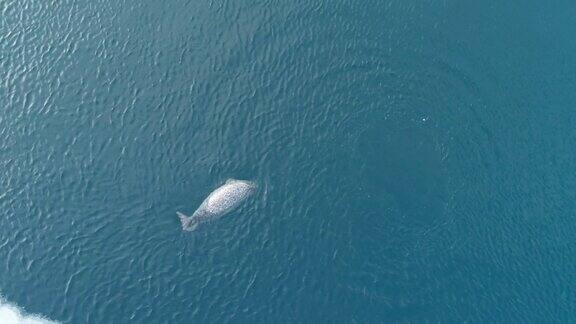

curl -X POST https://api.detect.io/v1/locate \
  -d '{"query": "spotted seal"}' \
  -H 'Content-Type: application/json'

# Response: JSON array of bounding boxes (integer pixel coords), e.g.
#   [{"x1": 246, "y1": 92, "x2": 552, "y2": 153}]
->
[{"x1": 177, "y1": 179, "x2": 256, "y2": 231}]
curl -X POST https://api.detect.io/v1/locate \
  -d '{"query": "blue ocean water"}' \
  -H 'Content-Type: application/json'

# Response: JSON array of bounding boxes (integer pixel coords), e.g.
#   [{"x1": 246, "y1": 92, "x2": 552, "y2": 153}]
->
[{"x1": 2, "y1": 0, "x2": 576, "y2": 322}]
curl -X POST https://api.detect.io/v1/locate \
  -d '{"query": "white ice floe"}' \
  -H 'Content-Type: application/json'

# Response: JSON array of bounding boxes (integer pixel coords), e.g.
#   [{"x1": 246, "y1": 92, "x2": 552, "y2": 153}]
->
[{"x1": 0, "y1": 296, "x2": 58, "y2": 324}]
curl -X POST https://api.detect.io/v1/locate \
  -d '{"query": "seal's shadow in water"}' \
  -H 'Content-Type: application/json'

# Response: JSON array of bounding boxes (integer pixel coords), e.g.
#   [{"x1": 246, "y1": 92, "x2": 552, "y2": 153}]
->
[{"x1": 357, "y1": 120, "x2": 448, "y2": 227}]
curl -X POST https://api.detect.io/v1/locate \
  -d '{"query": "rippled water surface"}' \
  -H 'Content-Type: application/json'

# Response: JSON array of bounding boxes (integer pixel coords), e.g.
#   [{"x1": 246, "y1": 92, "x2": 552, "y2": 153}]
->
[{"x1": 2, "y1": 0, "x2": 576, "y2": 322}]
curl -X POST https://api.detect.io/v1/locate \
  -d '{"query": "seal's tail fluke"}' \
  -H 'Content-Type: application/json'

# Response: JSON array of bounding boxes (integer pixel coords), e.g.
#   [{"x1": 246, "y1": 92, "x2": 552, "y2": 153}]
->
[{"x1": 176, "y1": 211, "x2": 197, "y2": 231}]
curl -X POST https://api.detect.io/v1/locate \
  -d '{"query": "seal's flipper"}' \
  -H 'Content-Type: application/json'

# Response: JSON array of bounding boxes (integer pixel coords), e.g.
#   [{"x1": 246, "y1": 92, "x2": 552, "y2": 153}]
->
[{"x1": 177, "y1": 211, "x2": 197, "y2": 231}]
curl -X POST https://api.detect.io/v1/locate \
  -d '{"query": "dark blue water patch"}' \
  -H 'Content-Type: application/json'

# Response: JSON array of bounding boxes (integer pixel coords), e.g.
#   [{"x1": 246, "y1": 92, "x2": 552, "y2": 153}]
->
[{"x1": 358, "y1": 118, "x2": 448, "y2": 229}]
